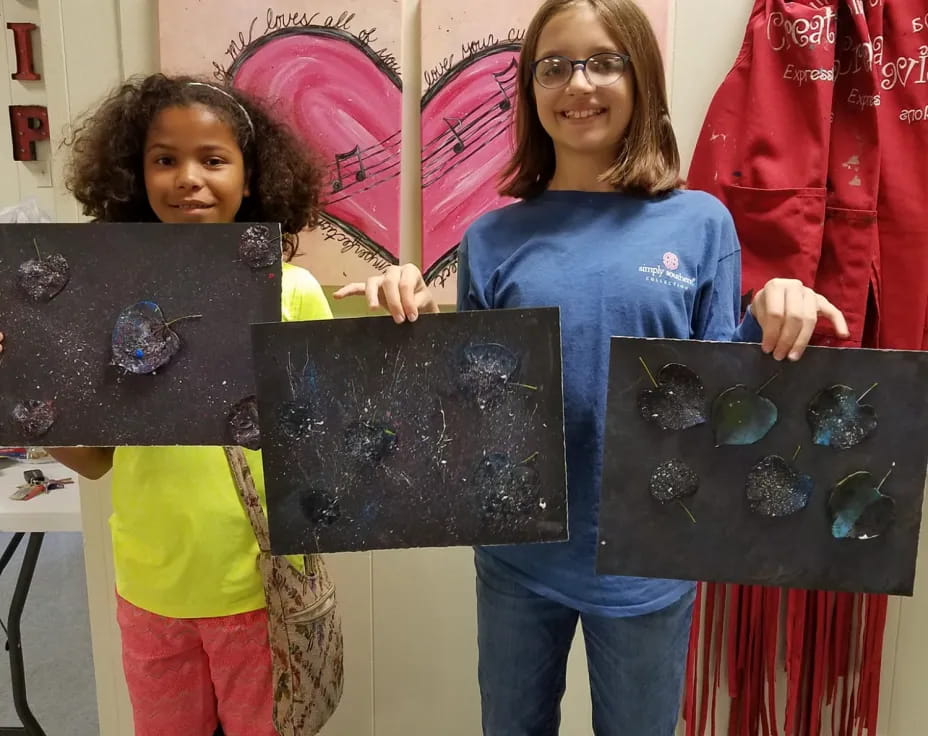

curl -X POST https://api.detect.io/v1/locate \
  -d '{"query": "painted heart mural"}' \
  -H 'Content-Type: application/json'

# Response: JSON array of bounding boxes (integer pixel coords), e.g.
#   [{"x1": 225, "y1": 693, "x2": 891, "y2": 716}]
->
[
  {"x1": 420, "y1": 47, "x2": 519, "y2": 283},
  {"x1": 232, "y1": 29, "x2": 403, "y2": 265},
  {"x1": 231, "y1": 28, "x2": 519, "y2": 282}
]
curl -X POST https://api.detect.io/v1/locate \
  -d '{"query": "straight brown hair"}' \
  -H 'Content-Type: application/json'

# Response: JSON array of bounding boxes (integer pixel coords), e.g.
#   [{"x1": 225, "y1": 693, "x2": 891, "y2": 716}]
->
[{"x1": 499, "y1": 0, "x2": 682, "y2": 199}]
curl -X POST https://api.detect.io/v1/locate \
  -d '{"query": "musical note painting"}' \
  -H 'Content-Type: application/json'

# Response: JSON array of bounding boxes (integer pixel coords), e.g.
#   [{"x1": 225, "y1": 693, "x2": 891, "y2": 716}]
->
[
  {"x1": 158, "y1": 2, "x2": 403, "y2": 287},
  {"x1": 420, "y1": 0, "x2": 675, "y2": 304},
  {"x1": 158, "y1": 1, "x2": 673, "y2": 296}
]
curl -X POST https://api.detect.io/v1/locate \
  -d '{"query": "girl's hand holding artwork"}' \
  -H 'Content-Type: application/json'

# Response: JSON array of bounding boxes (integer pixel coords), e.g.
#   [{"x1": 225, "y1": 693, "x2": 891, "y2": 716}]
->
[
  {"x1": 334, "y1": 264, "x2": 440, "y2": 324},
  {"x1": 752, "y1": 278, "x2": 850, "y2": 362}
]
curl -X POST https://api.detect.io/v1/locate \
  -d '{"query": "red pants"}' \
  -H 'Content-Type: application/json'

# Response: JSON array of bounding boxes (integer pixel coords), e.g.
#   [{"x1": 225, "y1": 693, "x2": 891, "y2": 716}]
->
[
  {"x1": 689, "y1": 0, "x2": 928, "y2": 352},
  {"x1": 117, "y1": 596, "x2": 277, "y2": 736}
]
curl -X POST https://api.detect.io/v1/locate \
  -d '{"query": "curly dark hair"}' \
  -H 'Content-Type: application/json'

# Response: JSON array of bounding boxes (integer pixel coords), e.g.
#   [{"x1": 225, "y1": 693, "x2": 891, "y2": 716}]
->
[{"x1": 64, "y1": 73, "x2": 323, "y2": 260}]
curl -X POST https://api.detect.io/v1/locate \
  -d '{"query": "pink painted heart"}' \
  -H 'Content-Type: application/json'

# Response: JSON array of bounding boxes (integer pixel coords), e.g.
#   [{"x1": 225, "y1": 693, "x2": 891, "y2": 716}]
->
[
  {"x1": 420, "y1": 49, "x2": 519, "y2": 282},
  {"x1": 233, "y1": 30, "x2": 403, "y2": 263},
  {"x1": 232, "y1": 29, "x2": 518, "y2": 279}
]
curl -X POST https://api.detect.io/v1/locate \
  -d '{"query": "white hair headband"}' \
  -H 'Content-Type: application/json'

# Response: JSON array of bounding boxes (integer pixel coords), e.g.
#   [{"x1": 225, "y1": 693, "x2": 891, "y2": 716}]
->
[{"x1": 186, "y1": 82, "x2": 256, "y2": 139}]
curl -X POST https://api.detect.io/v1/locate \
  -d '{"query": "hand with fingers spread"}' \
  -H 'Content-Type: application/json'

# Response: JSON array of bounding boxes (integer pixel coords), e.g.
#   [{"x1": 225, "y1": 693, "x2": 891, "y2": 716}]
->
[
  {"x1": 751, "y1": 278, "x2": 850, "y2": 361},
  {"x1": 333, "y1": 264, "x2": 440, "y2": 324}
]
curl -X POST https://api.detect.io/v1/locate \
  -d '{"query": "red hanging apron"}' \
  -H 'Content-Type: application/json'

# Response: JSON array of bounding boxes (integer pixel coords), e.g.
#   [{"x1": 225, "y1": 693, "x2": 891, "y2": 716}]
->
[
  {"x1": 689, "y1": 0, "x2": 881, "y2": 348},
  {"x1": 874, "y1": 2, "x2": 928, "y2": 350},
  {"x1": 684, "y1": 0, "x2": 927, "y2": 732}
]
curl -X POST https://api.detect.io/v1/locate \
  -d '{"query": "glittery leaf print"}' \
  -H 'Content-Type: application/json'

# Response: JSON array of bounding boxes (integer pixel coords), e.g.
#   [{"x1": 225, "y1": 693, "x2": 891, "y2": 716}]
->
[
  {"x1": 745, "y1": 455, "x2": 813, "y2": 517},
  {"x1": 456, "y1": 343, "x2": 521, "y2": 409},
  {"x1": 637, "y1": 361, "x2": 707, "y2": 431},
  {"x1": 473, "y1": 452, "x2": 541, "y2": 521},
  {"x1": 298, "y1": 488, "x2": 341, "y2": 527},
  {"x1": 344, "y1": 420, "x2": 397, "y2": 464},
  {"x1": 239, "y1": 224, "x2": 281, "y2": 269},
  {"x1": 228, "y1": 395, "x2": 261, "y2": 450},
  {"x1": 648, "y1": 458, "x2": 699, "y2": 504},
  {"x1": 17, "y1": 250, "x2": 70, "y2": 301},
  {"x1": 808, "y1": 383, "x2": 878, "y2": 450},
  {"x1": 11, "y1": 399, "x2": 56, "y2": 438},
  {"x1": 111, "y1": 302, "x2": 188, "y2": 374},
  {"x1": 829, "y1": 468, "x2": 896, "y2": 540},
  {"x1": 279, "y1": 401, "x2": 315, "y2": 440}
]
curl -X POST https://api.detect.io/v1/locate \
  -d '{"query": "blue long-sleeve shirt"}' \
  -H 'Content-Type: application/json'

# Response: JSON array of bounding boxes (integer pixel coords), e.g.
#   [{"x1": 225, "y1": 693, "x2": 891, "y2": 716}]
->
[{"x1": 458, "y1": 189, "x2": 763, "y2": 616}]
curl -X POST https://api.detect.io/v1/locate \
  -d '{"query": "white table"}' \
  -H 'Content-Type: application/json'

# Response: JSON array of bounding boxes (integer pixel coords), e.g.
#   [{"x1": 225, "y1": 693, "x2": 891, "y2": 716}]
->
[
  {"x1": 0, "y1": 461, "x2": 81, "y2": 533},
  {"x1": 0, "y1": 460, "x2": 81, "y2": 736}
]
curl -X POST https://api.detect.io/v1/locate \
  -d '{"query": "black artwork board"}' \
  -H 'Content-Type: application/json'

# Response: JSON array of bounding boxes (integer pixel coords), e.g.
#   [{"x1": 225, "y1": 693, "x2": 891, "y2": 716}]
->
[
  {"x1": 597, "y1": 337, "x2": 928, "y2": 596},
  {"x1": 252, "y1": 307, "x2": 567, "y2": 554},
  {"x1": 0, "y1": 223, "x2": 281, "y2": 446}
]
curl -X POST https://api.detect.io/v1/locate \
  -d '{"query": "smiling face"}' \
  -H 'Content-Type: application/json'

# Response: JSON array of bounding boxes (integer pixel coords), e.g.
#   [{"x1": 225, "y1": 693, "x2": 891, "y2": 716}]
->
[
  {"x1": 532, "y1": 2, "x2": 635, "y2": 172},
  {"x1": 143, "y1": 103, "x2": 249, "y2": 224}
]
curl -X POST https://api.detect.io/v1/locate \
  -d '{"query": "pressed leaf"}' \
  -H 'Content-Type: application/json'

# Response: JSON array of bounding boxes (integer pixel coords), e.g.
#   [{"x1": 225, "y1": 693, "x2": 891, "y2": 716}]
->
[
  {"x1": 637, "y1": 363, "x2": 707, "y2": 431},
  {"x1": 711, "y1": 385, "x2": 777, "y2": 446},
  {"x1": 649, "y1": 458, "x2": 699, "y2": 503},
  {"x1": 745, "y1": 455, "x2": 813, "y2": 517},
  {"x1": 828, "y1": 471, "x2": 895, "y2": 540},
  {"x1": 111, "y1": 301, "x2": 182, "y2": 374},
  {"x1": 808, "y1": 384, "x2": 877, "y2": 450}
]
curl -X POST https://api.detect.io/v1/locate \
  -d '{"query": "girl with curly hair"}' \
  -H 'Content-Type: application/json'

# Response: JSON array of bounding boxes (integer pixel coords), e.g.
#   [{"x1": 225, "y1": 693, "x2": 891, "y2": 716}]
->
[{"x1": 40, "y1": 73, "x2": 331, "y2": 736}]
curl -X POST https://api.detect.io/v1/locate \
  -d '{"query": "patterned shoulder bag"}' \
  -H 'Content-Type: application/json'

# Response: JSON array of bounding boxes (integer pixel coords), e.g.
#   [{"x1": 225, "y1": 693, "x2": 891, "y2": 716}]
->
[{"x1": 224, "y1": 446, "x2": 344, "y2": 735}]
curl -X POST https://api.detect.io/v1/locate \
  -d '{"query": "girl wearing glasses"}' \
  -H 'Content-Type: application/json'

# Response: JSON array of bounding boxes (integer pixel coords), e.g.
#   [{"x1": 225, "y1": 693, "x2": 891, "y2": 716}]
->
[{"x1": 336, "y1": 0, "x2": 847, "y2": 733}]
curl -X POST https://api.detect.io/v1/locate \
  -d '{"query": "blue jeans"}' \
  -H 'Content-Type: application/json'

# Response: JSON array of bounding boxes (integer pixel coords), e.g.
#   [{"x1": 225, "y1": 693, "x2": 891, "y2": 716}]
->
[{"x1": 476, "y1": 553, "x2": 695, "y2": 736}]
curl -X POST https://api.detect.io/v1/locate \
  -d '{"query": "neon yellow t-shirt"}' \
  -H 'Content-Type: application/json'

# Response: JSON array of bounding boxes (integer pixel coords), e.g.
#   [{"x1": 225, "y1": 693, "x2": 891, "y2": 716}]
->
[{"x1": 110, "y1": 263, "x2": 332, "y2": 618}]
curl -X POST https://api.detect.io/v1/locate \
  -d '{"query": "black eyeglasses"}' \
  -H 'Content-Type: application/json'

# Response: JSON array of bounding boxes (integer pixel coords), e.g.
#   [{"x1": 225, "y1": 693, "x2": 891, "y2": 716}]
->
[{"x1": 531, "y1": 52, "x2": 631, "y2": 89}]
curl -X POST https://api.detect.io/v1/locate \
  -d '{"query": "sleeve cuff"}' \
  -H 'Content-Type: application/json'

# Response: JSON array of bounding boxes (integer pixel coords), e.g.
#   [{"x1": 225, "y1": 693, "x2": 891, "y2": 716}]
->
[{"x1": 733, "y1": 306, "x2": 764, "y2": 343}]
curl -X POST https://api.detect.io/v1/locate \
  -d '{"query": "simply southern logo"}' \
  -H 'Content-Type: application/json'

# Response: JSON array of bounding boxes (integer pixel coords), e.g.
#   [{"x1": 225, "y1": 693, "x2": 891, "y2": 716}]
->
[{"x1": 639, "y1": 252, "x2": 697, "y2": 290}]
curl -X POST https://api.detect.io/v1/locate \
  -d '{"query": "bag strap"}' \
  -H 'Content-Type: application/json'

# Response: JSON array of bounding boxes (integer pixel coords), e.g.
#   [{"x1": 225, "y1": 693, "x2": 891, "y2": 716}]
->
[{"x1": 223, "y1": 446, "x2": 271, "y2": 552}]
